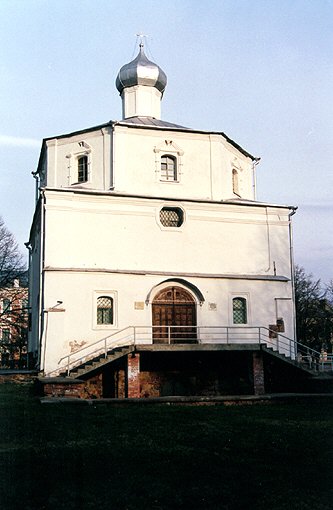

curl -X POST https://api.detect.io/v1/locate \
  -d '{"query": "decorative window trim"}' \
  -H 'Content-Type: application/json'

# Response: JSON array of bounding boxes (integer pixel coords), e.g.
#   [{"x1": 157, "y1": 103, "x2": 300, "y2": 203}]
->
[
  {"x1": 66, "y1": 140, "x2": 92, "y2": 186},
  {"x1": 157, "y1": 205, "x2": 186, "y2": 231},
  {"x1": 229, "y1": 293, "x2": 250, "y2": 326},
  {"x1": 154, "y1": 140, "x2": 184, "y2": 182},
  {"x1": 93, "y1": 291, "x2": 117, "y2": 330}
]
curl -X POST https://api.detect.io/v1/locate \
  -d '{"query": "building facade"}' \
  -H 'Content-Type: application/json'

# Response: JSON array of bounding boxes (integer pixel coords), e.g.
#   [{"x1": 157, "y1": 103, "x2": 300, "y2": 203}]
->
[
  {"x1": 0, "y1": 280, "x2": 28, "y2": 368},
  {"x1": 27, "y1": 45, "x2": 297, "y2": 397}
]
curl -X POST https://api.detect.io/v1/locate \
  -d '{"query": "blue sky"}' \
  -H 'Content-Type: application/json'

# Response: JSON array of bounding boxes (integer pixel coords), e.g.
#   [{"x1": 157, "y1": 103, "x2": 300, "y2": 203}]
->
[{"x1": 1, "y1": 0, "x2": 332, "y2": 283}]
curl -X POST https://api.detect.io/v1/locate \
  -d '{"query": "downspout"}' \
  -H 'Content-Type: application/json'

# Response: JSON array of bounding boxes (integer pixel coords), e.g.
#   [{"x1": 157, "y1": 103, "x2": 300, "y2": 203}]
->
[
  {"x1": 252, "y1": 157, "x2": 260, "y2": 200},
  {"x1": 31, "y1": 171, "x2": 39, "y2": 206},
  {"x1": 209, "y1": 135, "x2": 213, "y2": 200},
  {"x1": 38, "y1": 190, "x2": 46, "y2": 372},
  {"x1": 265, "y1": 207, "x2": 272, "y2": 272},
  {"x1": 288, "y1": 207, "x2": 298, "y2": 354},
  {"x1": 110, "y1": 121, "x2": 119, "y2": 190}
]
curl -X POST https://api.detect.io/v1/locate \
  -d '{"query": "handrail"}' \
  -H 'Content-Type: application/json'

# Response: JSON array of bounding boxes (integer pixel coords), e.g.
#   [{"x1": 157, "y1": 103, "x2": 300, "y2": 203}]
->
[{"x1": 45, "y1": 325, "x2": 329, "y2": 377}]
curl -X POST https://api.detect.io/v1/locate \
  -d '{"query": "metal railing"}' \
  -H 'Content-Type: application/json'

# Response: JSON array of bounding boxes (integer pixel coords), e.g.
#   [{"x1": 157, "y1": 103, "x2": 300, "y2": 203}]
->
[{"x1": 44, "y1": 325, "x2": 330, "y2": 377}]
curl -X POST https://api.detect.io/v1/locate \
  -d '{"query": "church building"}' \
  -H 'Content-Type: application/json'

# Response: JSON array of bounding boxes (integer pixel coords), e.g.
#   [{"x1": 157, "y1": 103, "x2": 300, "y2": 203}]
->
[{"x1": 27, "y1": 44, "x2": 297, "y2": 398}]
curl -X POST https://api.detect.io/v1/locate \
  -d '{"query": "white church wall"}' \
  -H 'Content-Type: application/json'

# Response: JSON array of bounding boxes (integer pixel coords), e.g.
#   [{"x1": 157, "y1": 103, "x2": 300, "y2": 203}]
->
[
  {"x1": 41, "y1": 124, "x2": 254, "y2": 201},
  {"x1": 42, "y1": 191, "x2": 291, "y2": 278},
  {"x1": 43, "y1": 128, "x2": 112, "y2": 190},
  {"x1": 40, "y1": 269, "x2": 293, "y2": 373},
  {"x1": 113, "y1": 126, "x2": 254, "y2": 201}
]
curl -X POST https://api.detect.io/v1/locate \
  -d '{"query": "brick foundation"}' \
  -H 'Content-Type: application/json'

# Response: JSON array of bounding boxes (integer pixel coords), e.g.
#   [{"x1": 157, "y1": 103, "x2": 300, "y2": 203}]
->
[
  {"x1": 253, "y1": 352, "x2": 265, "y2": 395},
  {"x1": 39, "y1": 374, "x2": 103, "y2": 399},
  {"x1": 127, "y1": 353, "x2": 140, "y2": 398}
]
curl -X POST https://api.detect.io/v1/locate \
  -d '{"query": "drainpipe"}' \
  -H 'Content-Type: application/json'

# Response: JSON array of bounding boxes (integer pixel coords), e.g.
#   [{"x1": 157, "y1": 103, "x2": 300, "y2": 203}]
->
[
  {"x1": 252, "y1": 157, "x2": 260, "y2": 200},
  {"x1": 31, "y1": 170, "x2": 39, "y2": 206},
  {"x1": 39, "y1": 190, "x2": 46, "y2": 371},
  {"x1": 288, "y1": 207, "x2": 298, "y2": 354},
  {"x1": 110, "y1": 121, "x2": 119, "y2": 190}
]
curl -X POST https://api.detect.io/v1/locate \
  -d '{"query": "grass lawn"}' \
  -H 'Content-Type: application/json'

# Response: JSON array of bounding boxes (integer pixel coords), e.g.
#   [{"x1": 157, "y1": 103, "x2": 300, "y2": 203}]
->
[{"x1": 0, "y1": 383, "x2": 333, "y2": 510}]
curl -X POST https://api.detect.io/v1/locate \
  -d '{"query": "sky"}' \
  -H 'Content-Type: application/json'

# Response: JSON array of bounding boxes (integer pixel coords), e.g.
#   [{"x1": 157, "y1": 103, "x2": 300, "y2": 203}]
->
[{"x1": 1, "y1": 0, "x2": 332, "y2": 284}]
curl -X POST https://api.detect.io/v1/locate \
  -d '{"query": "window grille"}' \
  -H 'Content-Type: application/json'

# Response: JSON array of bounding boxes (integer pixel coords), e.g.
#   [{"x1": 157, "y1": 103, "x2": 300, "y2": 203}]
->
[
  {"x1": 161, "y1": 155, "x2": 177, "y2": 181},
  {"x1": 160, "y1": 207, "x2": 184, "y2": 227},
  {"x1": 233, "y1": 297, "x2": 247, "y2": 324},
  {"x1": 97, "y1": 296, "x2": 113, "y2": 325},
  {"x1": 78, "y1": 155, "x2": 88, "y2": 182}
]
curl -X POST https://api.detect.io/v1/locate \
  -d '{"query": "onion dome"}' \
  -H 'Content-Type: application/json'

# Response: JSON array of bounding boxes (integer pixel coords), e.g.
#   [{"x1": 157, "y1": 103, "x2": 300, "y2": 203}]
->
[{"x1": 116, "y1": 44, "x2": 167, "y2": 95}]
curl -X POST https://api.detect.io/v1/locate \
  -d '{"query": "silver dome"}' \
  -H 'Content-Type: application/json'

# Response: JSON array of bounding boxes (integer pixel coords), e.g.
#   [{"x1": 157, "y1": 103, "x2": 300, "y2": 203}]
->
[{"x1": 116, "y1": 45, "x2": 167, "y2": 95}]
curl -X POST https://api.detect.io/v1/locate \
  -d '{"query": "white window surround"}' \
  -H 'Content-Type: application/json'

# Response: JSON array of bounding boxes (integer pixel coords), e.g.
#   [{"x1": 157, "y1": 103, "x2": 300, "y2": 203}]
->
[
  {"x1": 154, "y1": 140, "x2": 184, "y2": 182},
  {"x1": 65, "y1": 140, "x2": 92, "y2": 186},
  {"x1": 229, "y1": 293, "x2": 250, "y2": 326},
  {"x1": 93, "y1": 291, "x2": 117, "y2": 330},
  {"x1": 156, "y1": 204, "x2": 186, "y2": 232}
]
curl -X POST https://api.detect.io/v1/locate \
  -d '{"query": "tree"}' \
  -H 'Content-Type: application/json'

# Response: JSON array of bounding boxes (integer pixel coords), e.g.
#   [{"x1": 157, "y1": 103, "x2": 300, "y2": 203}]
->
[
  {"x1": 0, "y1": 217, "x2": 28, "y2": 367},
  {"x1": 0, "y1": 217, "x2": 26, "y2": 287},
  {"x1": 294, "y1": 265, "x2": 333, "y2": 352}
]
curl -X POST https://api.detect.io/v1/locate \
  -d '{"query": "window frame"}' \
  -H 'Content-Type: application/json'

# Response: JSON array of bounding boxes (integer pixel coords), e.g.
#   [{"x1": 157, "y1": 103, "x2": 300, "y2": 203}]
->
[
  {"x1": 160, "y1": 154, "x2": 178, "y2": 182},
  {"x1": 67, "y1": 141, "x2": 92, "y2": 186},
  {"x1": 157, "y1": 205, "x2": 185, "y2": 231},
  {"x1": 2, "y1": 299, "x2": 11, "y2": 313},
  {"x1": 232, "y1": 168, "x2": 240, "y2": 197},
  {"x1": 232, "y1": 296, "x2": 248, "y2": 325},
  {"x1": 77, "y1": 155, "x2": 89, "y2": 183},
  {"x1": 93, "y1": 291, "x2": 117, "y2": 330},
  {"x1": 1, "y1": 328, "x2": 11, "y2": 344}
]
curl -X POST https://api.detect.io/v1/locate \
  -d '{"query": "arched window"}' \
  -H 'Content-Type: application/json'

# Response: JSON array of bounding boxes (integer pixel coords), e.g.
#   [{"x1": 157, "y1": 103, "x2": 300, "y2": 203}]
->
[
  {"x1": 97, "y1": 296, "x2": 113, "y2": 325},
  {"x1": 233, "y1": 297, "x2": 247, "y2": 324},
  {"x1": 232, "y1": 168, "x2": 239, "y2": 196},
  {"x1": 161, "y1": 155, "x2": 177, "y2": 181},
  {"x1": 78, "y1": 155, "x2": 88, "y2": 183}
]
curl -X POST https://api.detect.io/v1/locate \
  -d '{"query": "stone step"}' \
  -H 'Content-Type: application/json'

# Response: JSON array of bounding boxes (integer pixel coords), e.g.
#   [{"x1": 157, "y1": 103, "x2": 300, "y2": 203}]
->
[{"x1": 68, "y1": 345, "x2": 134, "y2": 378}]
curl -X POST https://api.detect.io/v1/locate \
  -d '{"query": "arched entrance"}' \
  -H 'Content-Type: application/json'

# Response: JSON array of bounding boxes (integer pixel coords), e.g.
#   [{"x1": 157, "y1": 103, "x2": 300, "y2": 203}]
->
[{"x1": 152, "y1": 286, "x2": 197, "y2": 344}]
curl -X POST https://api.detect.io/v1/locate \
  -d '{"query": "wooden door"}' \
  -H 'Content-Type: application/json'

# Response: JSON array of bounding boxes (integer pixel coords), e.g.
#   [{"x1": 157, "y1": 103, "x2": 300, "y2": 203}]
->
[{"x1": 152, "y1": 287, "x2": 197, "y2": 343}]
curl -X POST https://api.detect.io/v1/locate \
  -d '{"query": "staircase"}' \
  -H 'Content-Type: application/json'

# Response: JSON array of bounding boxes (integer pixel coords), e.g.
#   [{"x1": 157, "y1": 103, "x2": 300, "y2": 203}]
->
[
  {"x1": 261, "y1": 345, "x2": 318, "y2": 376},
  {"x1": 45, "y1": 325, "x2": 333, "y2": 379},
  {"x1": 61, "y1": 345, "x2": 135, "y2": 379}
]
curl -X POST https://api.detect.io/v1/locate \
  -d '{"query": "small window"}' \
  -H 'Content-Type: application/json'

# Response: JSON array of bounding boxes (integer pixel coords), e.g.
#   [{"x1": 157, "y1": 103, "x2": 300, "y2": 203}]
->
[
  {"x1": 2, "y1": 299, "x2": 11, "y2": 313},
  {"x1": 78, "y1": 155, "x2": 88, "y2": 183},
  {"x1": 97, "y1": 296, "x2": 113, "y2": 325},
  {"x1": 233, "y1": 297, "x2": 247, "y2": 324},
  {"x1": 232, "y1": 169, "x2": 239, "y2": 196},
  {"x1": 161, "y1": 155, "x2": 177, "y2": 181},
  {"x1": 160, "y1": 207, "x2": 184, "y2": 227},
  {"x1": 2, "y1": 329, "x2": 10, "y2": 343}
]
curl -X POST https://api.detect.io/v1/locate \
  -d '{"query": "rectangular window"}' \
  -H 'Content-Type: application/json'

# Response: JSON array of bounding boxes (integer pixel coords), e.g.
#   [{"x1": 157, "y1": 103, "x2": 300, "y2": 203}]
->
[
  {"x1": 3, "y1": 299, "x2": 11, "y2": 312},
  {"x1": 78, "y1": 155, "x2": 88, "y2": 182},
  {"x1": 2, "y1": 329, "x2": 10, "y2": 343},
  {"x1": 233, "y1": 297, "x2": 247, "y2": 324}
]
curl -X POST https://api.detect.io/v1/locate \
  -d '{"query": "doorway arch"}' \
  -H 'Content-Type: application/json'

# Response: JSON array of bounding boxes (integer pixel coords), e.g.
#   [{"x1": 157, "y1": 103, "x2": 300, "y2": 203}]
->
[{"x1": 152, "y1": 286, "x2": 197, "y2": 344}]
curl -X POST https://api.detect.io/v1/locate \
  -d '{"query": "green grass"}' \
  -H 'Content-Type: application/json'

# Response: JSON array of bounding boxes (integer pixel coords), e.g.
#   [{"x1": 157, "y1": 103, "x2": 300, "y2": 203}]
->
[{"x1": 1, "y1": 383, "x2": 333, "y2": 509}]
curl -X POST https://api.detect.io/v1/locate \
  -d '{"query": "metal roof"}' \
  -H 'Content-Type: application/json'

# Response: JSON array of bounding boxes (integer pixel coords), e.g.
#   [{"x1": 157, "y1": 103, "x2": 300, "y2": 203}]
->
[
  {"x1": 116, "y1": 45, "x2": 167, "y2": 95},
  {"x1": 118, "y1": 116, "x2": 189, "y2": 129}
]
